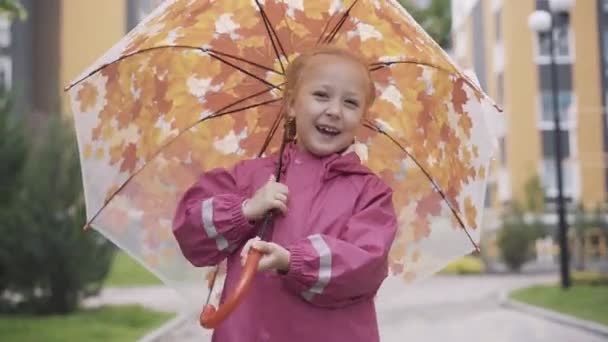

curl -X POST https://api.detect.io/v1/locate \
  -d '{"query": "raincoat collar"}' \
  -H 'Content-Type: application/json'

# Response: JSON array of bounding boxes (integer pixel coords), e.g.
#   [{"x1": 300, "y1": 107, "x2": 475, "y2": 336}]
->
[{"x1": 272, "y1": 143, "x2": 372, "y2": 181}]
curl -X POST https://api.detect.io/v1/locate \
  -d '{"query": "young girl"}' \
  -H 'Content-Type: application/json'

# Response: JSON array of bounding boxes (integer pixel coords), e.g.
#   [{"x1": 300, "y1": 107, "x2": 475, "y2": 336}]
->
[{"x1": 172, "y1": 46, "x2": 398, "y2": 342}]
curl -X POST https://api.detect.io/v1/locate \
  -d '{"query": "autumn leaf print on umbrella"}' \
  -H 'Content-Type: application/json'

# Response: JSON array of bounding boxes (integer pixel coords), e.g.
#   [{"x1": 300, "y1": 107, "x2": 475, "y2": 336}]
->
[{"x1": 65, "y1": 0, "x2": 499, "y2": 314}]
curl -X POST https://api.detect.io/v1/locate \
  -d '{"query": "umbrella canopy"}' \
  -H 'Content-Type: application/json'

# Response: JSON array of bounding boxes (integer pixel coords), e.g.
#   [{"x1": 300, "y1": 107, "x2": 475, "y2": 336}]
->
[{"x1": 66, "y1": 0, "x2": 499, "y2": 311}]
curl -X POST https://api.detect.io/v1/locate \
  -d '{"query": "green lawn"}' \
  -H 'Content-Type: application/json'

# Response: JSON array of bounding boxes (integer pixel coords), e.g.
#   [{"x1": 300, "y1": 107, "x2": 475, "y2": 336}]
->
[
  {"x1": 105, "y1": 252, "x2": 162, "y2": 287},
  {"x1": 510, "y1": 284, "x2": 608, "y2": 326},
  {"x1": 0, "y1": 305, "x2": 173, "y2": 342}
]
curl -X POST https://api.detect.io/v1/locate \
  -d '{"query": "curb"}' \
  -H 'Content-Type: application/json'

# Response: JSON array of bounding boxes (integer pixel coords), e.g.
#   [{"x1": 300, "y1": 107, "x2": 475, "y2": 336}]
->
[
  {"x1": 499, "y1": 291, "x2": 608, "y2": 339},
  {"x1": 138, "y1": 311, "x2": 192, "y2": 342}
]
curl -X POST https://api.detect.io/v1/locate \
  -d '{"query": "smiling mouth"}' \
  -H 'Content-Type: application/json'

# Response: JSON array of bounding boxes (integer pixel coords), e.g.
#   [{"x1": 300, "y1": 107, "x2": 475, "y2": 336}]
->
[{"x1": 315, "y1": 124, "x2": 341, "y2": 136}]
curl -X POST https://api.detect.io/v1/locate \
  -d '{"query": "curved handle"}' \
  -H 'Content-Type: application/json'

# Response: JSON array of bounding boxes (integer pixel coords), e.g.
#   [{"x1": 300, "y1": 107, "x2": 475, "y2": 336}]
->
[{"x1": 200, "y1": 249, "x2": 262, "y2": 329}]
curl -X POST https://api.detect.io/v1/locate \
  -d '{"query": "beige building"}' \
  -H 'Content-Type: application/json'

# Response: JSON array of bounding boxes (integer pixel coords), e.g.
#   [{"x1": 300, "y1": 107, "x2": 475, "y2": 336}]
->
[
  {"x1": 452, "y1": 0, "x2": 607, "y2": 221},
  {"x1": 10, "y1": 0, "x2": 162, "y2": 116}
]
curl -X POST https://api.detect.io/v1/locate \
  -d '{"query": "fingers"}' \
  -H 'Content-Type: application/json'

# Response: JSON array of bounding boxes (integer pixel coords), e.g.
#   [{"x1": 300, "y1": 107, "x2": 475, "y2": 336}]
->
[
  {"x1": 257, "y1": 256, "x2": 276, "y2": 272},
  {"x1": 252, "y1": 240, "x2": 275, "y2": 253},
  {"x1": 240, "y1": 237, "x2": 260, "y2": 266},
  {"x1": 267, "y1": 174, "x2": 289, "y2": 194},
  {"x1": 251, "y1": 242, "x2": 278, "y2": 272},
  {"x1": 269, "y1": 186, "x2": 288, "y2": 214},
  {"x1": 240, "y1": 241, "x2": 289, "y2": 272},
  {"x1": 274, "y1": 182, "x2": 289, "y2": 195},
  {"x1": 272, "y1": 199, "x2": 288, "y2": 214},
  {"x1": 274, "y1": 193, "x2": 287, "y2": 203}
]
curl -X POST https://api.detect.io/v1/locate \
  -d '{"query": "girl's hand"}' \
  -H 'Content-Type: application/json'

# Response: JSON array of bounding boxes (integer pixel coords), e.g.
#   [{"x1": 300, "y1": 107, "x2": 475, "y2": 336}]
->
[
  {"x1": 241, "y1": 237, "x2": 290, "y2": 273},
  {"x1": 242, "y1": 175, "x2": 288, "y2": 221}
]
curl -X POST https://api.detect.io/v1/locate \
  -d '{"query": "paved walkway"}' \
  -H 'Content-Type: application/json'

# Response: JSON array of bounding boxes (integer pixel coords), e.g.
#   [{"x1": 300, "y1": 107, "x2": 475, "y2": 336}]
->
[
  {"x1": 88, "y1": 274, "x2": 606, "y2": 341},
  {"x1": 84, "y1": 286, "x2": 184, "y2": 313}
]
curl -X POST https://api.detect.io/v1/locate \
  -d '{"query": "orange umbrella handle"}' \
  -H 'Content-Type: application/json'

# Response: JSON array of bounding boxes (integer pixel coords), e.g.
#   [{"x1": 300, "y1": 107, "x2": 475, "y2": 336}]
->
[{"x1": 200, "y1": 249, "x2": 262, "y2": 329}]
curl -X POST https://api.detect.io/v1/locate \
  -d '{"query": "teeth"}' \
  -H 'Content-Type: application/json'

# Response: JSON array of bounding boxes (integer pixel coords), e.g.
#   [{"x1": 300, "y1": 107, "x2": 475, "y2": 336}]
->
[{"x1": 317, "y1": 125, "x2": 339, "y2": 134}]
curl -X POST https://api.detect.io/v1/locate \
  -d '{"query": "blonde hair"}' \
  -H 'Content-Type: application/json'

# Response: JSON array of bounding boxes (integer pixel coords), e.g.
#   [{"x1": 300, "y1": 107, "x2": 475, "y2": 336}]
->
[{"x1": 282, "y1": 46, "x2": 376, "y2": 141}]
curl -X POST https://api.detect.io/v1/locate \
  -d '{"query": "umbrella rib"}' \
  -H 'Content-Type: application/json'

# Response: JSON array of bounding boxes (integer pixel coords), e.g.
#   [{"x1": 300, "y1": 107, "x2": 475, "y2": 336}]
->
[
  {"x1": 207, "y1": 51, "x2": 282, "y2": 90},
  {"x1": 254, "y1": 0, "x2": 288, "y2": 74},
  {"x1": 260, "y1": 6, "x2": 289, "y2": 64},
  {"x1": 369, "y1": 61, "x2": 503, "y2": 112},
  {"x1": 369, "y1": 61, "x2": 500, "y2": 111},
  {"x1": 324, "y1": 15, "x2": 348, "y2": 44},
  {"x1": 257, "y1": 102, "x2": 286, "y2": 157},
  {"x1": 66, "y1": 45, "x2": 282, "y2": 91},
  {"x1": 211, "y1": 98, "x2": 282, "y2": 118},
  {"x1": 316, "y1": 13, "x2": 336, "y2": 45},
  {"x1": 362, "y1": 121, "x2": 480, "y2": 252},
  {"x1": 370, "y1": 61, "x2": 500, "y2": 111},
  {"x1": 369, "y1": 60, "x2": 453, "y2": 72},
  {"x1": 323, "y1": 0, "x2": 359, "y2": 44},
  {"x1": 82, "y1": 97, "x2": 281, "y2": 231},
  {"x1": 208, "y1": 49, "x2": 283, "y2": 75},
  {"x1": 214, "y1": 82, "x2": 285, "y2": 116}
]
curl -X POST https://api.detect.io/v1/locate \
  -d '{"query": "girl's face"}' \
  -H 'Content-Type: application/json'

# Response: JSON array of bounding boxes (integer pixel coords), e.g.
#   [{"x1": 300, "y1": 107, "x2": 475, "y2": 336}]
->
[{"x1": 288, "y1": 54, "x2": 369, "y2": 157}]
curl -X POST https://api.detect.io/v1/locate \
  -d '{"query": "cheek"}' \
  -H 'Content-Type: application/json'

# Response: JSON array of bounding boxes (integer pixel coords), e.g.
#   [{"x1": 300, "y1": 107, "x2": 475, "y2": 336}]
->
[{"x1": 343, "y1": 111, "x2": 364, "y2": 132}]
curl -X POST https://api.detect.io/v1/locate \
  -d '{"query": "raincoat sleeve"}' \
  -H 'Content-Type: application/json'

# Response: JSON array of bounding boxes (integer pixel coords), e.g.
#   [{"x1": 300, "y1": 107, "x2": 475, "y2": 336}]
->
[
  {"x1": 281, "y1": 177, "x2": 397, "y2": 308},
  {"x1": 172, "y1": 162, "x2": 256, "y2": 267}
]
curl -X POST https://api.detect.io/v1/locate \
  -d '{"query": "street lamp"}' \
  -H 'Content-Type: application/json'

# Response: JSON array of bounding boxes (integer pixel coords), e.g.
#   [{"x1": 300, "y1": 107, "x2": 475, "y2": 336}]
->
[{"x1": 528, "y1": 0, "x2": 574, "y2": 289}]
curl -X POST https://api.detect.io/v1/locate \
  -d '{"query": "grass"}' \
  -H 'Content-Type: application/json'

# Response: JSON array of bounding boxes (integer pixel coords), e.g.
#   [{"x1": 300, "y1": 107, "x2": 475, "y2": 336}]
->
[
  {"x1": 104, "y1": 252, "x2": 162, "y2": 287},
  {"x1": 510, "y1": 284, "x2": 608, "y2": 326},
  {"x1": 439, "y1": 255, "x2": 485, "y2": 275},
  {"x1": 0, "y1": 305, "x2": 173, "y2": 342}
]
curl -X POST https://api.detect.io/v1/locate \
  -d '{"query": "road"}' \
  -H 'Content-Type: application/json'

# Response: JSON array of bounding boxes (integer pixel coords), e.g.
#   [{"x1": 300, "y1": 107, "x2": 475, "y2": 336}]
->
[{"x1": 152, "y1": 274, "x2": 606, "y2": 341}]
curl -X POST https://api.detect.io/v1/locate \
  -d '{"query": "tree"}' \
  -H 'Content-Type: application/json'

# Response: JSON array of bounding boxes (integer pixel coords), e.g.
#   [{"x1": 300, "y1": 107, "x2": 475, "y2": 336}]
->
[
  {"x1": 0, "y1": 95, "x2": 27, "y2": 207},
  {"x1": 0, "y1": 114, "x2": 114, "y2": 314},
  {"x1": 399, "y1": 0, "x2": 452, "y2": 48},
  {"x1": 0, "y1": 92, "x2": 28, "y2": 299},
  {"x1": 523, "y1": 175, "x2": 545, "y2": 214},
  {"x1": 496, "y1": 175, "x2": 547, "y2": 272},
  {"x1": 0, "y1": 0, "x2": 27, "y2": 21},
  {"x1": 497, "y1": 204, "x2": 544, "y2": 272}
]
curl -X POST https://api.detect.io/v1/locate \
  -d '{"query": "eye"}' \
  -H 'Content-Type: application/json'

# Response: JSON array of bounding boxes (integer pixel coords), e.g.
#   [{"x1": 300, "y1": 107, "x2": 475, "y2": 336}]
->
[
  {"x1": 312, "y1": 91, "x2": 329, "y2": 99},
  {"x1": 345, "y1": 98, "x2": 360, "y2": 108}
]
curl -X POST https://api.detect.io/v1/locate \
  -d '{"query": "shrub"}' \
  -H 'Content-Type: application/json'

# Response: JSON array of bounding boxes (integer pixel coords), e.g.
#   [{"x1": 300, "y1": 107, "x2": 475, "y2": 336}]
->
[
  {"x1": 572, "y1": 272, "x2": 608, "y2": 287},
  {"x1": 0, "y1": 114, "x2": 115, "y2": 314},
  {"x1": 497, "y1": 206, "x2": 545, "y2": 272},
  {"x1": 440, "y1": 256, "x2": 485, "y2": 275}
]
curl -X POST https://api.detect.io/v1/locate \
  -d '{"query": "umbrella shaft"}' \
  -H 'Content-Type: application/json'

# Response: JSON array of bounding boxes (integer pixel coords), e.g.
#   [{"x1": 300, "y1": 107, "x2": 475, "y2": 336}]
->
[{"x1": 257, "y1": 212, "x2": 274, "y2": 239}]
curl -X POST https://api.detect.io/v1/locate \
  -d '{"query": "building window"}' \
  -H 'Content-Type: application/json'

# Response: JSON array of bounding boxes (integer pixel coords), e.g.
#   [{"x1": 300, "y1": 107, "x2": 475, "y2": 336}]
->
[
  {"x1": 495, "y1": 10, "x2": 502, "y2": 42},
  {"x1": 127, "y1": 0, "x2": 163, "y2": 30},
  {"x1": 0, "y1": 16, "x2": 10, "y2": 91},
  {"x1": 598, "y1": 0, "x2": 608, "y2": 195},
  {"x1": 0, "y1": 16, "x2": 10, "y2": 47},
  {"x1": 541, "y1": 129, "x2": 573, "y2": 198},
  {"x1": 602, "y1": 32, "x2": 608, "y2": 76},
  {"x1": 539, "y1": 90, "x2": 573, "y2": 125},
  {"x1": 498, "y1": 137, "x2": 507, "y2": 167},
  {"x1": 535, "y1": 27, "x2": 573, "y2": 63},
  {"x1": 472, "y1": 1, "x2": 487, "y2": 90},
  {"x1": 484, "y1": 184, "x2": 495, "y2": 208},
  {"x1": 455, "y1": 28, "x2": 468, "y2": 59},
  {"x1": 542, "y1": 130, "x2": 570, "y2": 159},
  {"x1": 541, "y1": 159, "x2": 573, "y2": 197},
  {"x1": 496, "y1": 72, "x2": 504, "y2": 105}
]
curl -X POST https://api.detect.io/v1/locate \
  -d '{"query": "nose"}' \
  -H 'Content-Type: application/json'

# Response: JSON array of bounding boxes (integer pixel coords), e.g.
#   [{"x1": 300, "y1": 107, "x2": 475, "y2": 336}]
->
[{"x1": 324, "y1": 99, "x2": 342, "y2": 120}]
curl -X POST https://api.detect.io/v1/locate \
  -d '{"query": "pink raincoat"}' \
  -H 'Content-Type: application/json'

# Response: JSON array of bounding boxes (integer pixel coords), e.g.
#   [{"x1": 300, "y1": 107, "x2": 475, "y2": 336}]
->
[{"x1": 173, "y1": 143, "x2": 398, "y2": 342}]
